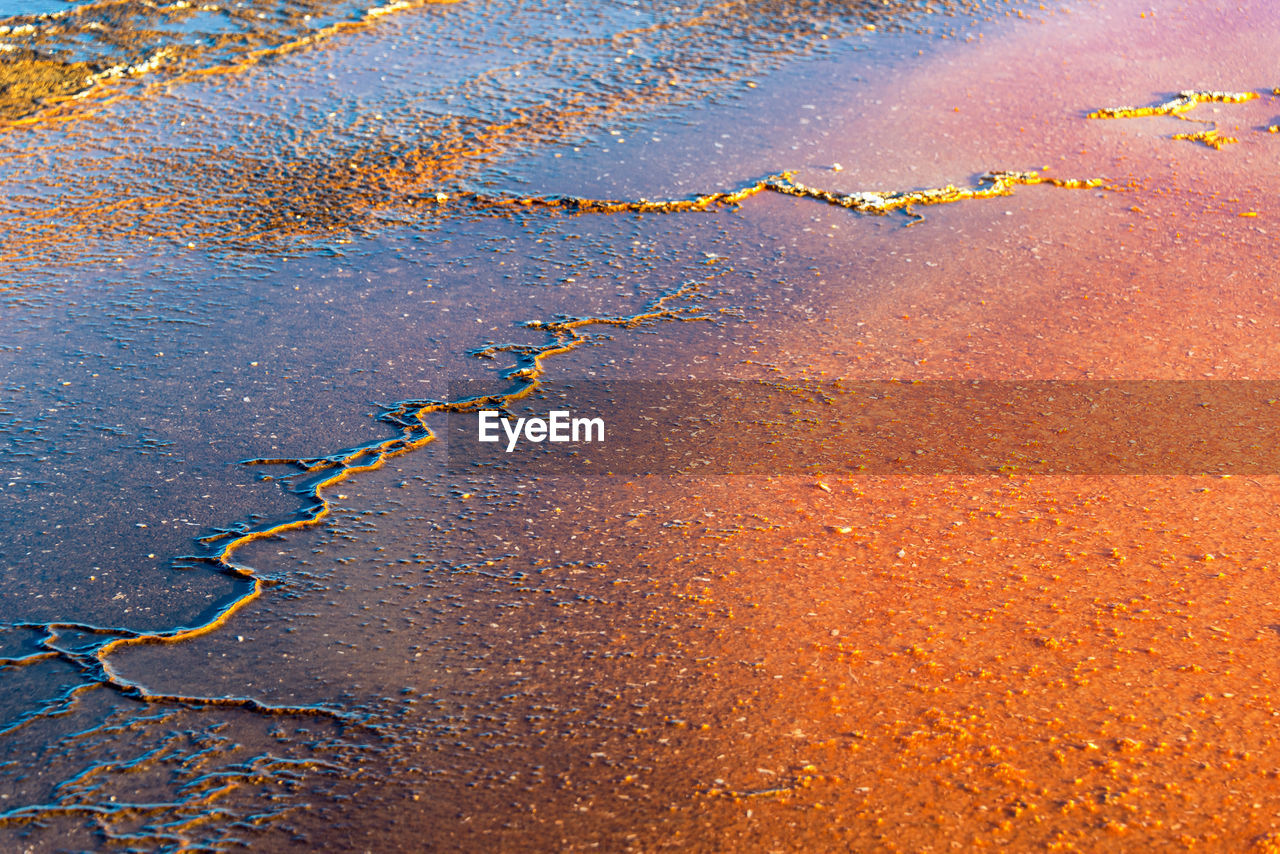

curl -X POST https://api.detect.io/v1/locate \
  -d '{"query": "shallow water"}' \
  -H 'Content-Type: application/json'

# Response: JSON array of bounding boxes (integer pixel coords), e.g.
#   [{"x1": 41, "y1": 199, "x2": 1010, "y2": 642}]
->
[{"x1": 4, "y1": 0, "x2": 1280, "y2": 849}]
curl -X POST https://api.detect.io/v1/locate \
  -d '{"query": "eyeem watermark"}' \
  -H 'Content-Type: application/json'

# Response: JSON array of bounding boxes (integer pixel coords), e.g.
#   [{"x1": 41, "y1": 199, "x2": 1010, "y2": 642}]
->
[
  {"x1": 478, "y1": 410, "x2": 605, "y2": 453},
  {"x1": 449, "y1": 380, "x2": 1280, "y2": 474}
]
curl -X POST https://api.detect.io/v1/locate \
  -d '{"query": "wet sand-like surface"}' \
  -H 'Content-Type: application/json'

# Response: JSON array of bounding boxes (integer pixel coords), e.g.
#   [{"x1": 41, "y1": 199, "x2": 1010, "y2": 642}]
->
[{"x1": 3, "y1": 0, "x2": 1280, "y2": 850}]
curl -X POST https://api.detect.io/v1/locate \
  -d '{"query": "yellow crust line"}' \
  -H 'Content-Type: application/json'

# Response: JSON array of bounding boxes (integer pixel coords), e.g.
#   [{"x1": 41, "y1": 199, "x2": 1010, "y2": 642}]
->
[
  {"x1": 91, "y1": 437, "x2": 434, "y2": 707},
  {"x1": 446, "y1": 169, "x2": 1105, "y2": 218},
  {"x1": 1171, "y1": 129, "x2": 1239, "y2": 150},
  {"x1": 1087, "y1": 89, "x2": 1258, "y2": 120}
]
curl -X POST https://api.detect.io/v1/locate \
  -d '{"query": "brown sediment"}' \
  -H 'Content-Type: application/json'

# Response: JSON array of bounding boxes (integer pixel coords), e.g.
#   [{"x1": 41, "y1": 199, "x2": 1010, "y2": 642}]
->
[
  {"x1": 1087, "y1": 89, "x2": 1259, "y2": 120},
  {"x1": 0, "y1": 53, "x2": 102, "y2": 120}
]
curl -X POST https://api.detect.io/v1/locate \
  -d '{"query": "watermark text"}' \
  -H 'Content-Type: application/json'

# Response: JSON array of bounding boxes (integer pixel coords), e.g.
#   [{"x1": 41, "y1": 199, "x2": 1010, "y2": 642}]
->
[{"x1": 478, "y1": 410, "x2": 605, "y2": 453}]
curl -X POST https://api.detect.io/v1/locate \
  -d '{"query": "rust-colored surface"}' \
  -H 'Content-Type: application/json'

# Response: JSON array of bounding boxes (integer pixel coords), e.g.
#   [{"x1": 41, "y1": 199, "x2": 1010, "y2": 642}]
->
[{"x1": 2, "y1": 0, "x2": 1280, "y2": 849}]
